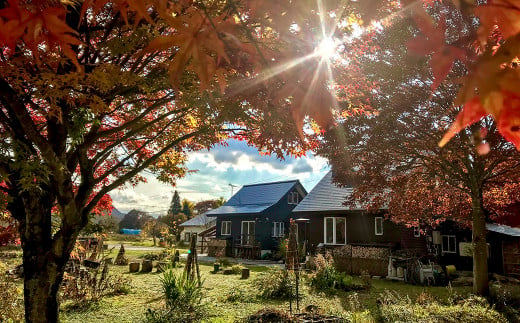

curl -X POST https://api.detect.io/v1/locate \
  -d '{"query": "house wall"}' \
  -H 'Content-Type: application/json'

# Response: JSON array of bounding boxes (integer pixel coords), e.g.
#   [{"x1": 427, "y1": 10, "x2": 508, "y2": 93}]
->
[
  {"x1": 180, "y1": 226, "x2": 208, "y2": 244},
  {"x1": 299, "y1": 210, "x2": 426, "y2": 253}
]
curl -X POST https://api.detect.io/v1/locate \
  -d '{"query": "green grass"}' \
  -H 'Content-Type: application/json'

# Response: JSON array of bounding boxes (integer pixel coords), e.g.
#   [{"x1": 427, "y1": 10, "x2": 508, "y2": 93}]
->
[{"x1": 0, "y1": 247, "x2": 486, "y2": 322}]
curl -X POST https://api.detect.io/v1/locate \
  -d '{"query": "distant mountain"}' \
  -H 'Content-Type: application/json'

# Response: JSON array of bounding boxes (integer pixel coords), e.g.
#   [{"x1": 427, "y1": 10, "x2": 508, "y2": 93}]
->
[{"x1": 111, "y1": 207, "x2": 125, "y2": 220}]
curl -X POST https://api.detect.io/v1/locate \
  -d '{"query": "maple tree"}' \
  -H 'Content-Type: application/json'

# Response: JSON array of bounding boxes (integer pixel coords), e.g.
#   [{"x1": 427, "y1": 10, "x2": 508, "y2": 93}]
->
[
  {"x1": 318, "y1": 16, "x2": 520, "y2": 296},
  {"x1": 0, "y1": 0, "x2": 346, "y2": 321}
]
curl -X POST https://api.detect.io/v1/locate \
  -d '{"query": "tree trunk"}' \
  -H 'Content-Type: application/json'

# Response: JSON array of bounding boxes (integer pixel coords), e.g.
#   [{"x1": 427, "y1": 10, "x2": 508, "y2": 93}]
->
[
  {"x1": 472, "y1": 196, "x2": 489, "y2": 296},
  {"x1": 15, "y1": 193, "x2": 80, "y2": 323},
  {"x1": 23, "y1": 249, "x2": 64, "y2": 323}
]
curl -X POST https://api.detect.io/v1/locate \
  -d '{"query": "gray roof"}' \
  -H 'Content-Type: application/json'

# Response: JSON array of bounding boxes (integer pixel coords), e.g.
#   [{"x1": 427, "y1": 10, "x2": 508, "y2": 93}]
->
[
  {"x1": 486, "y1": 223, "x2": 520, "y2": 237},
  {"x1": 180, "y1": 213, "x2": 216, "y2": 227},
  {"x1": 293, "y1": 171, "x2": 361, "y2": 213},
  {"x1": 207, "y1": 180, "x2": 302, "y2": 216}
]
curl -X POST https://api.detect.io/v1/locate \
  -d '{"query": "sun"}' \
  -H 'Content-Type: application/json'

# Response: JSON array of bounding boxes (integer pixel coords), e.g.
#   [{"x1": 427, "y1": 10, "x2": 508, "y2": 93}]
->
[{"x1": 315, "y1": 37, "x2": 337, "y2": 60}]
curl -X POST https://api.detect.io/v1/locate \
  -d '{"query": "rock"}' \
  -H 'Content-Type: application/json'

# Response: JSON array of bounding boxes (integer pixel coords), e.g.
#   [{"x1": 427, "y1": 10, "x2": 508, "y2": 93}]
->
[
  {"x1": 141, "y1": 260, "x2": 153, "y2": 273},
  {"x1": 129, "y1": 262, "x2": 140, "y2": 273}
]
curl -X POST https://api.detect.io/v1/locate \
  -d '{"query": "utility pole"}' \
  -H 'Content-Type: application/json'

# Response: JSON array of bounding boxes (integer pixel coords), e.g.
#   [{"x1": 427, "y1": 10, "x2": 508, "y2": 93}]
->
[{"x1": 228, "y1": 183, "x2": 237, "y2": 197}]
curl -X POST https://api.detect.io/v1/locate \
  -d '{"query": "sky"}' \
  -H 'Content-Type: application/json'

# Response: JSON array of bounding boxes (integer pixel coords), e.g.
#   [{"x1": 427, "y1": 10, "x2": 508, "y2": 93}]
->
[{"x1": 110, "y1": 139, "x2": 330, "y2": 216}]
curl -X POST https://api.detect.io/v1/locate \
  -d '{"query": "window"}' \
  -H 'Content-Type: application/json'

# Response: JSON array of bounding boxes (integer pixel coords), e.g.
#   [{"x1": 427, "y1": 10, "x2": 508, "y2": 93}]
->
[
  {"x1": 221, "y1": 221, "x2": 231, "y2": 235},
  {"x1": 413, "y1": 227, "x2": 421, "y2": 238},
  {"x1": 241, "y1": 221, "x2": 255, "y2": 245},
  {"x1": 288, "y1": 192, "x2": 299, "y2": 205},
  {"x1": 184, "y1": 232, "x2": 191, "y2": 242},
  {"x1": 442, "y1": 235, "x2": 456, "y2": 253},
  {"x1": 375, "y1": 217, "x2": 383, "y2": 236},
  {"x1": 324, "y1": 217, "x2": 346, "y2": 244},
  {"x1": 272, "y1": 222, "x2": 285, "y2": 237}
]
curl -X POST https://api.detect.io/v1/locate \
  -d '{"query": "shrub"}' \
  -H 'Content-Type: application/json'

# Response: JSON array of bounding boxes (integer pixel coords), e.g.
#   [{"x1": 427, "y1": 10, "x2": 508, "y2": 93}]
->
[
  {"x1": 231, "y1": 264, "x2": 245, "y2": 275},
  {"x1": 309, "y1": 253, "x2": 338, "y2": 290},
  {"x1": 225, "y1": 287, "x2": 254, "y2": 303},
  {"x1": 490, "y1": 282, "x2": 520, "y2": 322},
  {"x1": 0, "y1": 268, "x2": 24, "y2": 322},
  {"x1": 378, "y1": 290, "x2": 507, "y2": 323},
  {"x1": 60, "y1": 263, "x2": 131, "y2": 305},
  {"x1": 145, "y1": 268, "x2": 206, "y2": 322},
  {"x1": 253, "y1": 268, "x2": 294, "y2": 300}
]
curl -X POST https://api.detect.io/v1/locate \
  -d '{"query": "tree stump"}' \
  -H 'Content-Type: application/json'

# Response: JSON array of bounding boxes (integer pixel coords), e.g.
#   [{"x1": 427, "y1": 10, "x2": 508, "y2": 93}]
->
[
  {"x1": 129, "y1": 262, "x2": 140, "y2": 273},
  {"x1": 141, "y1": 260, "x2": 153, "y2": 273},
  {"x1": 223, "y1": 269, "x2": 233, "y2": 275},
  {"x1": 241, "y1": 268, "x2": 250, "y2": 279}
]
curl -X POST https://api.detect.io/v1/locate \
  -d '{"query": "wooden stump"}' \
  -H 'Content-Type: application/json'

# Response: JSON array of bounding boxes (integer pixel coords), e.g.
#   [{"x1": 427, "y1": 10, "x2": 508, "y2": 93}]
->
[
  {"x1": 141, "y1": 260, "x2": 153, "y2": 273},
  {"x1": 156, "y1": 261, "x2": 168, "y2": 273},
  {"x1": 223, "y1": 269, "x2": 233, "y2": 275},
  {"x1": 241, "y1": 268, "x2": 250, "y2": 279},
  {"x1": 129, "y1": 262, "x2": 140, "y2": 273}
]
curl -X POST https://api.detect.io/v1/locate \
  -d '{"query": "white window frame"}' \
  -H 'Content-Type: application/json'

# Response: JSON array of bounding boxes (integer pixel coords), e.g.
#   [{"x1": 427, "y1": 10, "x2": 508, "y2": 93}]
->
[
  {"x1": 241, "y1": 221, "x2": 255, "y2": 245},
  {"x1": 413, "y1": 227, "x2": 421, "y2": 237},
  {"x1": 272, "y1": 222, "x2": 285, "y2": 237},
  {"x1": 324, "y1": 217, "x2": 347, "y2": 245},
  {"x1": 221, "y1": 221, "x2": 231, "y2": 236},
  {"x1": 288, "y1": 192, "x2": 299, "y2": 205},
  {"x1": 375, "y1": 217, "x2": 383, "y2": 236},
  {"x1": 442, "y1": 235, "x2": 457, "y2": 253},
  {"x1": 184, "y1": 232, "x2": 191, "y2": 242}
]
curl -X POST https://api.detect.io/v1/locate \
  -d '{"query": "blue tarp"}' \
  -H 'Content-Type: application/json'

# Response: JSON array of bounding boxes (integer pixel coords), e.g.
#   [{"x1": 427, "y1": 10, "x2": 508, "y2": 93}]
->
[{"x1": 120, "y1": 228, "x2": 142, "y2": 235}]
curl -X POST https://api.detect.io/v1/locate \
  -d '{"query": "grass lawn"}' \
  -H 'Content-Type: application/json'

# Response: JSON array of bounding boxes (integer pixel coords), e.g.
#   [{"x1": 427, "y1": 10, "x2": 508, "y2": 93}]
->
[
  {"x1": 0, "y1": 245, "x2": 503, "y2": 322},
  {"x1": 58, "y1": 257, "x2": 475, "y2": 322}
]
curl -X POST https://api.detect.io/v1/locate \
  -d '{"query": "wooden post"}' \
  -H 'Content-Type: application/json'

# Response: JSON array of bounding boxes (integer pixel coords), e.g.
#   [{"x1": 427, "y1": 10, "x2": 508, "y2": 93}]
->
[{"x1": 184, "y1": 234, "x2": 201, "y2": 286}]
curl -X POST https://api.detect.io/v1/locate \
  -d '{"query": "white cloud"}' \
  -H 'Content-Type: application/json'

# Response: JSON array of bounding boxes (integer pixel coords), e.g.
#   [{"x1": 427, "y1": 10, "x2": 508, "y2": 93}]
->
[{"x1": 111, "y1": 140, "x2": 330, "y2": 216}]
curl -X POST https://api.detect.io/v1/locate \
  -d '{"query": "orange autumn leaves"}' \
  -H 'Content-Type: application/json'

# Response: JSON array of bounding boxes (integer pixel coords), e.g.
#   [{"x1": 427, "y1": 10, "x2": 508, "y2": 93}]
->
[{"x1": 407, "y1": 1, "x2": 520, "y2": 150}]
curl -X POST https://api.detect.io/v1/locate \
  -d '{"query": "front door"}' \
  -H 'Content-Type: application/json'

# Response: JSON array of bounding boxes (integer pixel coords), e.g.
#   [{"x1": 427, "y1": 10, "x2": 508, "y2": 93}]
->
[{"x1": 241, "y1": 221, "x2": 255, "y2": 246}]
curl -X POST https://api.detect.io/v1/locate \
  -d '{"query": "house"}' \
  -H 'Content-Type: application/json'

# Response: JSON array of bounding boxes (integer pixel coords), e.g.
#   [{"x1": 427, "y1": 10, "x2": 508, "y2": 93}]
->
[
  {"x1": 179, "y1": 212, "x2": 216, "y2": 246},
  {"x1": 292, "y1": 171, "x2": 426, "y2": 255},
  {"x1": 430, "y1": 221, "x2": 520, "y2": 278},
  {"x1": 206, "y1": 180, "x2": 307, "y2": 258}
]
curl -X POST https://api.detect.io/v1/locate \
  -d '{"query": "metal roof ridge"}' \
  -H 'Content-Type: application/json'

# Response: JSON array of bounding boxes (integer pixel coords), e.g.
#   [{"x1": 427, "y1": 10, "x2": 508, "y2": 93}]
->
[{"x1": 241, "y1": 179, "x2": 300, "y2": 187}]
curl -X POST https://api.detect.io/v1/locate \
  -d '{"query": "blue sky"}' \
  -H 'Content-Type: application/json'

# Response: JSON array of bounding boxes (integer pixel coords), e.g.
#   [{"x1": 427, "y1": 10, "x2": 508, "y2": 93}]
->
[{"x1": 111, "y1": 139, "x2": 330, "y2": 216}]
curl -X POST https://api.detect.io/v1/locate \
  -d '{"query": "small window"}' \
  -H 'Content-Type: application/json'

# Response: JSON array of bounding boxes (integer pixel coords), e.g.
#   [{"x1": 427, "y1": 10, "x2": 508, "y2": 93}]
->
[
  {"x1": 375, "y1": 217, "x2": 383, "y2": 236},
  {"x1": 288, "y1": 192, "x2": 299, "y2": 205},
  {"x1": 413, "y1": 227, "x2": 421, "y2": 237},
  {"x1": 272, "y1": 222, "x2": 285, "y2": 237},
  {"x1": 184, "y1": 232, "x2": 191, "y2": 242},
  {"x1": 221, "y1": 221, "x2": 231, "y2": 235},
  {"x1": 442, "y1": 235, "x2": 456, "y2": 253}
]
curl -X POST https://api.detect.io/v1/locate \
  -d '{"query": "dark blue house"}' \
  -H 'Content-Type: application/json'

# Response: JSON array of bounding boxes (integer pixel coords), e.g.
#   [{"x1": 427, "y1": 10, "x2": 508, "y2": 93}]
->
[{"x1": 207, "y1": 180, "x2": 307, "y2": 258}]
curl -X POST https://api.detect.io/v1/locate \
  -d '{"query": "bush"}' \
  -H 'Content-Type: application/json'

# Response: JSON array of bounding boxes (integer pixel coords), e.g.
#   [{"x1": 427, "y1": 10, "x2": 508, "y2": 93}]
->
[
  {"x1": 245, "y1": 308, "x2": 295, "y2": 323},
  {"x1": 0, "y1": 268, "x2": 24, "y2": 322},
  {"x1": 490, "y1": 282, "x2": 520, "y2": 321},
  {"x1": 309, "y1": 254, "x2": 368, "y2": 292},
  {"x1": 225, "y1": 287, "x2": 254, "y2": 303},
  {"x1": 253, "y1": 268, "x2": 294, "y2": 300},
  {"x1": 60, "y1": 263, "x2": 131, "y2": 305},
  {"x1": 145, "y1": 268, "x2": 206, "y2": 322},
  {"x1": 231, "y1": 264, "x2": 245, "y2": 275},
  {"x1": 309, "y1": 253, "x2": 338, "y2": 290},
  {"x1": 378, "y1": 290, "x2": 507, "y2": 323}
]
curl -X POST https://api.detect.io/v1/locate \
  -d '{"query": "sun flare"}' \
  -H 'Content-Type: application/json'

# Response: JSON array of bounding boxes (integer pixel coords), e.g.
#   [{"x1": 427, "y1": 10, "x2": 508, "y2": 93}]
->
[{"x1": 315, "y1": 37, "x2": 337, "y2": 60}]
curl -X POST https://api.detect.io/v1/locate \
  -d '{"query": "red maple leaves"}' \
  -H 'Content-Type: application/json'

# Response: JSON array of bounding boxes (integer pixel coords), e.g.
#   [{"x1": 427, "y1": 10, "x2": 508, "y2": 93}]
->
[{"x1": 408, "y1": 1, "x2": 520, "y2": 150}]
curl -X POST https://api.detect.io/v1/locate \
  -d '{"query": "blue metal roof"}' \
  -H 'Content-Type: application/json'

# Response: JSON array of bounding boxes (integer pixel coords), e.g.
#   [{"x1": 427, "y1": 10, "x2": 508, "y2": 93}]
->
[
  {"x1": 486, "y1": 223, "x2": 520, "y2": 237},
  {"x1": 293, "y1": 171, "x2": 363, "y2": 213},
  {"x1": 179, "y1": 212, "x2": 216, "y2": 227},
  {"x1": 207, "y1": 180, "x2": 302, "y2": 216}
]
